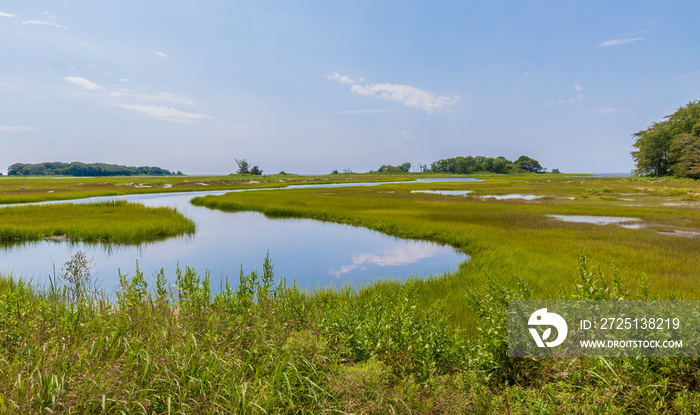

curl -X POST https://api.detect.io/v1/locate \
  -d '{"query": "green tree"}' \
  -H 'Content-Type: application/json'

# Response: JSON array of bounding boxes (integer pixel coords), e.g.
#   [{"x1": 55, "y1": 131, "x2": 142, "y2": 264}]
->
[
  {"x1": 6, "y1": 162, "x2": 176, "y2": 176},
  {"x1": 670, "y1": 119, "x2": 700, "y2": 179},
  {"x1": 632, "y1": 122, "x2": 673, "y2": 177},
  {"x1": 493, "y1": 156, "x2": 511, "y2": 174},
  {"x1": 235, "y1": 159, "x2": 250, "y2": 174},
  {"x1": 250, "y1": 165, "x2": 263, "y2": 175},
  {"x1": 377, "y1": 162, "x2": 411, "y2": 173},
  {"x1": 632, "y1": 101, "x2": 700, "y2": 178},
  {"x1": 514, "y1": 155, "x2": 544, "y2": 173},
  {"x1": 429, "y1": 155, "x2": 525, "y2": 174}
]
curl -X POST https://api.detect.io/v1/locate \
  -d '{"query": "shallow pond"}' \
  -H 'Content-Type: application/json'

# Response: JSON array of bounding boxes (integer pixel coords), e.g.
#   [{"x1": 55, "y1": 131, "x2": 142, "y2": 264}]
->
[
  {"x1": 1, "y1": 180, "x2": 473, "y2": 292},
  {"x1": 411, "y1": 190, "x2": 473, "y2": 196},
  {"x1": 480, "y1": 194, "x2": 543, "y2": 200},
  {"x1": 546, "y1": 214, "x2": 643, "y2": 229}
]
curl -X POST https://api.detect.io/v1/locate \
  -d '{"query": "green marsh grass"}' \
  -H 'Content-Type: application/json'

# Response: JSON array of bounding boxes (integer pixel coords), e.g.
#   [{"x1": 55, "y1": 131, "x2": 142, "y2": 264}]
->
[
  {"x1": 0, "y1": 173, "x2": 414, "y2": 205},
  {"x1": 192, "y1": 175, "x2": 700, "y2": 328},
  {"x1": 0, "y1": 200, "x2": 195, "y2": 244},
  {"x1": 1, "y1": 173, "x2": 699, "y2": 412},
  {"x1": 2, "y1": 253, "x2": 699, "y2": 413}
]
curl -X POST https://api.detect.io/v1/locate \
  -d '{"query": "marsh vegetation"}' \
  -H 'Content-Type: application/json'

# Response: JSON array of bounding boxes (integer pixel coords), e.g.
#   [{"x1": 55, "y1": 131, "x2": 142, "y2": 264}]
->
[
  {"x1": 0, "y1": 200, "x2": 195, "y2": 244},
  {"x1": 193, "y1": 174, "x2": 700, "y2": 327},
  {"x1": 1, "y1": 251, "x2": 699, "y2": 413},
  {"x1": 0, "y1": 172, "x2": 698, "y2": 412}
]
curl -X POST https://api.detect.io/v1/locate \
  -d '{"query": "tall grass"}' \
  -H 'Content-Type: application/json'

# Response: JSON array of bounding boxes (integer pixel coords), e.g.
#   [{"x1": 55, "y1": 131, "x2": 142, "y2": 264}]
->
[
  {"x1": 1, "y1": 253, "x2": 698, "y2": 413},
  {"x1": 0, "y1": 200, "x2": 195, "y2": 244}
]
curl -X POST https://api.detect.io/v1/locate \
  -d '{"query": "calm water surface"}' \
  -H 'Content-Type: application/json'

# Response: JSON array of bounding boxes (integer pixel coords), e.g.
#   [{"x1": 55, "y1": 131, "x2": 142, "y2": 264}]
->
[{"x1": 1, "y1": 180, "x2": 474, "y2": 292}]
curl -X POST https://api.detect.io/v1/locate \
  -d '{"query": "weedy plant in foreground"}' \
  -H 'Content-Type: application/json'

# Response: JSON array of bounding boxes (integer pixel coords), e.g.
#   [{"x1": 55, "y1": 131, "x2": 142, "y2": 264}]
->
[{"x1": 1, "y1": 252, "x2": 700, "y2": 413}]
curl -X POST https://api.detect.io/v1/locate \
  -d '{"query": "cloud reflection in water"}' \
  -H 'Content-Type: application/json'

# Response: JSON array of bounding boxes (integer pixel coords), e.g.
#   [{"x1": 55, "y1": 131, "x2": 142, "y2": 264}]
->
[{"x1": 330, "y1": 243, "x2": 444, "y2": 278}]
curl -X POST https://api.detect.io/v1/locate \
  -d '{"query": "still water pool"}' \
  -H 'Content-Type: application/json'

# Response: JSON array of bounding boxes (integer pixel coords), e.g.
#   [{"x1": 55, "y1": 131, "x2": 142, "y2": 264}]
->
[{"x1": 1, "y1": 184, "x2": 470, "y2": 292}]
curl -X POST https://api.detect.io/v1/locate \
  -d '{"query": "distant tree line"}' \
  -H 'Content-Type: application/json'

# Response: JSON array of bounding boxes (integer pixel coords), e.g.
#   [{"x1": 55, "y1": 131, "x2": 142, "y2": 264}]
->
[
  {"x1": 376, "y1": 162, "x2": 412, "y2": 173},
  {"x1": 7, "y1": 162, "x2": 183, "y2": 177},
  {"x1": 375, "y1": 155, "x2": 545, "y2": 174},
  {"x1": 431, "y1": 155, "x2": 544, "y2": 174},
  {"x1": 632, "y1": 100, "x2": 700, "y2": 179}
]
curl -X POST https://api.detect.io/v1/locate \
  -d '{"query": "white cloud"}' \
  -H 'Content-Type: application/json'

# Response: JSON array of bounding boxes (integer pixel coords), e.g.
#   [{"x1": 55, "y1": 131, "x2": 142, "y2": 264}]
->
[
  {"x1": 22, "y1": 13, "x2": 68, "y2": 29},
  {"x1": 326, "y1": 73, "x2": 362, "y2": 84},
  {"x1": 113, "y1": 104, "x2": 213, "y2": 124},
  {"x1": 21, "y1": 19, "x2": 67, "y2": 29},
  {"x1": 328, "y1": 73, "x2": 458, "y2": 113},
  {"x1": 155, "y1": 51, "x2": 169, "y2": 58},
  {"x1": 0, "y1": 11, "x2": 15, "y2": 17},
  {"x1": 338, "y1": 109, "x2": 392, "y2": 115},
  {"x1": 64, "y1": 76, "x2": 102, "y2": 90},
  {"x1": 63, "y1": 73, "x2": 209, "y2": 124},
  {"x1": 350, "y1": 83, "x2": 459, "y2": 113},
  {"x1": 599, "y1": 107, "x2": 618, "y2": 113},
  {"x1": 598, "y1": 37, "x2": 644, "y2": 47},
  {"x1": 0, "y1": 126, "x2": 40, "y2": 132},
  {"x1": 543, "y1": 85, "x2": 585, "y2": 106}
]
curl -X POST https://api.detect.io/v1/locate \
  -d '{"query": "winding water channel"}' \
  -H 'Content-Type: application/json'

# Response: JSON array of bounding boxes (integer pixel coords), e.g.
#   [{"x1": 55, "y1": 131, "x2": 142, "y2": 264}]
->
[{"x1": 1, "y1": 179, "x2": 476, "y2": 292}]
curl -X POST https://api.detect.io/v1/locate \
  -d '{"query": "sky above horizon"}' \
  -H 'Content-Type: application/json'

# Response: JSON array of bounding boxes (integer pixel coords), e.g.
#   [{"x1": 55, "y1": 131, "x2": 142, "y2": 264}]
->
[{"x1": 2, "y1": 1, "x2": 699, "y2": 175}]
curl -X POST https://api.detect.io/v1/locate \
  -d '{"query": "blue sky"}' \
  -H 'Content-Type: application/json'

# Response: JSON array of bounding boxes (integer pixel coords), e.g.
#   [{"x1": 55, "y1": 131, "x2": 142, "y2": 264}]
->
[{"x1": 1, "y1": 1, "x2": 699, "y2": 175}]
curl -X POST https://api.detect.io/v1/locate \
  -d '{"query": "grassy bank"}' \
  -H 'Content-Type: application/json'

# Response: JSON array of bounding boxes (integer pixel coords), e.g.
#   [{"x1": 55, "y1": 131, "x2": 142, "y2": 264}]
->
[
  {"x1": 1, "y1": 254, "x2": 698, "y2": 413},
  {"x1": 192, "y1": 174, "x2": 700, "y2": 328},
  {"x1": 0, "y1": 173, "x2": 415, "y2": 205},
  {"x1": 0, "y1": 200, "x2": 195, "y2": 244}
]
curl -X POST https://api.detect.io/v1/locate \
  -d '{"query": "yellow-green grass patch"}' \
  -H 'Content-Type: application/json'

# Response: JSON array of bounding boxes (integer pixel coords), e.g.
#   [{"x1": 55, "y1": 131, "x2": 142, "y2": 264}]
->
[{"x1": 0, "y1": 200, "x2": 195, "y2": 244}]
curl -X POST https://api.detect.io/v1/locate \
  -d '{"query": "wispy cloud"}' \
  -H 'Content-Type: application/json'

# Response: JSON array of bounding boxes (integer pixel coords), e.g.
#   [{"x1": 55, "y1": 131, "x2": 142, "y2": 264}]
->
[
  {"x1": 155, "y1": 51, "x2": 169, "y2": 58},
  {"x1": 351, "y1": 83, "x2": 459, "y2": 113},
  {"x1": 328, "y1": 73, "x2": 458, "y2": 114},
  {"x1": 0, "y1": 126, "x2": 40, "y2": 132},
  {"x1": 112, "y1": 104, "x2": 213, "y2": 124},
  {"x1": 544, "y1": 85, "x2": 584, "y2": 106},
  {"x1": 21, "y1": 12, "x2": 68, "y2": 29},
  {"x1": 326, "y1": 72, "x2": 363, "y2": 84},
  {"x1": 599, "y1": 37, "x2": 644, "y2": 47},
  {"x1": 0, "y1": 11, "x2": 15, "y2": 17},
  {"x1": 64, "y1": 76, "x2": 102, "y2": 90},
  {"x1": 338, "y1": 109, "x2": 392, "y2": 115},
  {"x1": 599, "y1": 107, "x2": 618, "y2": 113},
  {"x1": 64, "y1": 75, "x2": 212, "y2": 124}
]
